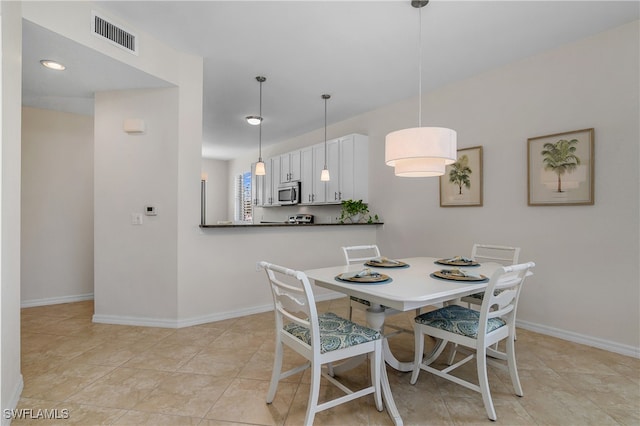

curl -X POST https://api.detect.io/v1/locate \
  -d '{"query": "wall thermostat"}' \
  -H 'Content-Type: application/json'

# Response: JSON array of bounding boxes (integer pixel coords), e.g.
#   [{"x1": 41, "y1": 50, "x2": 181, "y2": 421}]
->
[{"x1": 144, "y1": 205, "x2": 157, "y2": 216}]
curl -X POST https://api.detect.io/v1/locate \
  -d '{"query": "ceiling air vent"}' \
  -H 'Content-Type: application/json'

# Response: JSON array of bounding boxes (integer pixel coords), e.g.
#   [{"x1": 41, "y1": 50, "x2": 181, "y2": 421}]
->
[{"x1": 91, "y1": 12, "x2": 138, "y2": 55}]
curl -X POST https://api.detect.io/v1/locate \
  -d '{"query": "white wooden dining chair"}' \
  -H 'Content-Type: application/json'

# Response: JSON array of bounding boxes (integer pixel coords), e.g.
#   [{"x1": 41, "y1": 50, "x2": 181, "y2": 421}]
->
[
  {"x1": 460, "y1": 244, "x2": 521, "y2": 308},
  {"x1": 411, "y1": 261, "x2": 535, "y2": 421},
  {"x1": 342, "y1": 245, "x2": 381, "y2": 320},
  {"x1": 449, "y1": 244, "x2": 521, "y2": 363},
  {"x1": 341, "y1": 245, "x2": 414, "y2": 336},
  {"x1": 260, "y1": 261, "x2": 384, "y2": 425}
]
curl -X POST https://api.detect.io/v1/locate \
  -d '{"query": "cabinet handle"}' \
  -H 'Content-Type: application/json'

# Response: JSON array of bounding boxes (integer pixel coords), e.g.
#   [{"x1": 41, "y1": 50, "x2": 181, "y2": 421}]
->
[
  {"x1": 334, "y1": 192, "x2": 338, "y2": 200},
  {"x1": 339, "y1": 191, "x2": 342, "y2": 200},
  {"x1": 308, "y1": 194, "x2": 311, "y2": 202}
]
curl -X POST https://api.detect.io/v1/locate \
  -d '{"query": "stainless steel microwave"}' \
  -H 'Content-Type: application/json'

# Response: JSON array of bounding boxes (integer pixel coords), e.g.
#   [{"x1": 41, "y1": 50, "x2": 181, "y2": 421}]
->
[{"x1": 278, "y1": 182, "x2": 300, "y2": 205}]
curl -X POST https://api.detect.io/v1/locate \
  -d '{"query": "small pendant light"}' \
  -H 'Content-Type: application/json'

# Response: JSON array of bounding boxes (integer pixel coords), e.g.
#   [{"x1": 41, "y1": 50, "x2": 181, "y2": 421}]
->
[
  {"x1": 320, "y1": 94, "x2": 331, "y2": 182},
  {"x1": 254, "y1": 76, "x2": 266, "y2": 176}
]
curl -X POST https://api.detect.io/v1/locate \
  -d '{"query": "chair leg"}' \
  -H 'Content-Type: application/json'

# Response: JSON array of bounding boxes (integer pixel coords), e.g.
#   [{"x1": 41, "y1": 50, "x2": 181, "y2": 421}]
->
[
  {"x1": 506, "y1": 335, "x2": 523, "y2": 396},
  {"x1": 304, "y1": 360, "x2": 322, "y2": 426},
  {"x1": 447, "y1": 343, "x2": 458, "y2": 365},
  {"x1": 370, "y1": 342, "x2": 383, "y2": 411},
  {"x1": 348, "y1": 302, "x2": 354, "y2": 321},
  {"x1": 326, "y1": 362, "x2": 335, "y2": 377},
  {"x1": 266, "y1": 340, "x2": 284, "y2": 403},
  {"x1": 410, "y1": 326, "x2": 425, "y2": 385},
  {"x1": 476, "y1": 345, "x2": 497, "y2": 421}
]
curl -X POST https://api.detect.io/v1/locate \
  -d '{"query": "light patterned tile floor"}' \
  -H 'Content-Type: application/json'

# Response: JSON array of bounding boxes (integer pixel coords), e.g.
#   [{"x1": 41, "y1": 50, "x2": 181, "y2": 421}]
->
[{"x1": 13, "y1": 300, "x2": 640, "y2": 425}]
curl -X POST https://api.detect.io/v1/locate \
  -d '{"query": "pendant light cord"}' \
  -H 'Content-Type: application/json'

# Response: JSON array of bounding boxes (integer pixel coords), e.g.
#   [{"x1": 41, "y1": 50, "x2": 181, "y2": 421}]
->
[
  {"x1": 324, "y1": 96, "x2": 328, "y2": 168},
  {"x1": 418, "y1": 5, "x2": 422, "y2": 128},
  {"x1": 258, "y1": 79, "x2": 263, "y2": 161}
]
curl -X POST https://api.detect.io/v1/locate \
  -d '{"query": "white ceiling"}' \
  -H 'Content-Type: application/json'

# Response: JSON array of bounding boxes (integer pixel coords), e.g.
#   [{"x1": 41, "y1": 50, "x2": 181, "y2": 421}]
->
[
  {"x1": 22, "y1": 19, "x2": 173, "y2": 115},
  {"x1": 22, "y1": 1, "x2": 639, "y2": 160}
]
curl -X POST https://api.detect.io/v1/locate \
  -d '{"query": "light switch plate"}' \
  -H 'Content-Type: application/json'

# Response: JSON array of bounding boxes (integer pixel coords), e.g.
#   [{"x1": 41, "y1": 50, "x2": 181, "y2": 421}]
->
[{"x1": 131, "y1": 213, "x2": 143, "y2": 225}]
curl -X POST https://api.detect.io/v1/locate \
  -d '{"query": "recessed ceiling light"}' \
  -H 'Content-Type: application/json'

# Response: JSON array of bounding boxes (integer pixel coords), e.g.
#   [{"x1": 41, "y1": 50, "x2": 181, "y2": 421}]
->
[
  {"x1": 245, "y1": 115, "x2": 262, "y2": 125},
  {"x1": 40, "y1": 60, "x2": 66, "y2": 71}
]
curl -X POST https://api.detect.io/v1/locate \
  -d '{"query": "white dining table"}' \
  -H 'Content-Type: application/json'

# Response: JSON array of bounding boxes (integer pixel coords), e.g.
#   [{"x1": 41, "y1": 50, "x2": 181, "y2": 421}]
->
[{"x1": 304, "y1": 256, "x2": 502, "y2": 426}]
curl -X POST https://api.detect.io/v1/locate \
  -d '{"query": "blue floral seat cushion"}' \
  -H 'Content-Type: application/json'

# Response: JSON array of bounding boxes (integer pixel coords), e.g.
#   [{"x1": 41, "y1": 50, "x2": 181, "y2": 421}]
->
[
  {"x1": 414, "y1": 305, "x2": 506, "y2": 338},
  {"x1": 284, "y1": 312, "x2": 381, "y2": 353}
]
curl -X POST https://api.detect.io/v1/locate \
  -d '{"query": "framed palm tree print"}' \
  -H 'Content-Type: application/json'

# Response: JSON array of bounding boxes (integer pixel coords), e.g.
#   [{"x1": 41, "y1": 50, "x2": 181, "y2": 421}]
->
[
  {"x1": 440, "y1": 146, "x2": 483, "y2": 207},
  {"x1": 528, "y1": 128, "x2": 594, "y2": 206}
]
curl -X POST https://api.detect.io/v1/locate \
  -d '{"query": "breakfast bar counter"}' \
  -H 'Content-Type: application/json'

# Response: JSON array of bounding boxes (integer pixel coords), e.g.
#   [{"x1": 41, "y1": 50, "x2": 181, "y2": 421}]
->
[{"x1": 199, "y1": 222, "x2": 383, "y2": 228}]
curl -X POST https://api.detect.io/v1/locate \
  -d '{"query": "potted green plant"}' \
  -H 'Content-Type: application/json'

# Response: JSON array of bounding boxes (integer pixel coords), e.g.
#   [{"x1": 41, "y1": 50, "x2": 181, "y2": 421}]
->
[{"x1": 338, "y1": 199, "x2": 379, "y2": 224}]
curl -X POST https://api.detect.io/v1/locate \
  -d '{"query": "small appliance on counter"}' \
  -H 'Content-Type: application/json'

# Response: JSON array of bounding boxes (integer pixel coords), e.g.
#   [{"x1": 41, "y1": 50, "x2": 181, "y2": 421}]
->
[{"x1": 288, "y1": 214, "x2": 314, "y2": 224}]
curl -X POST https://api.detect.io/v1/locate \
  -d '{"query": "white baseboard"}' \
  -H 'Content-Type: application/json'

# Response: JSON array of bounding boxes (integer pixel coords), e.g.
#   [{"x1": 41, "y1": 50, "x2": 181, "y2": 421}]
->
[
  {"x1": 517, "y1": 319, "x2": 640, "y2": 359},
  {"x1": 93, "y1": 304, "x2": 276, "y2": 329},
  {"x1": 21, "y1": 293, "x2": 94, "y2": 308},
  {"x1": 1, "y1": 375, "x2": 24, "y2": 426},
  {"x1": 92, "y1": 314, "x2": 180, "y2": 328},
  {"x1": 176, "y1": 304, "x2": 274, "y2": 328},
  {"x1": 87, "y1": 295, "x2": 637, "y2": 359},
  {"x1": 91, "y1": 292, "x2": 344, "y2": 329}
]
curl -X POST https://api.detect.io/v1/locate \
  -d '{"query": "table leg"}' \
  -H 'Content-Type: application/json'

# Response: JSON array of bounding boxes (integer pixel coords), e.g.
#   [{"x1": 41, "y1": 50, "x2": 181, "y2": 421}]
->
[
  {"x1": 366, "y1": 305, "x2": 403, "y2": 426},
  {"x1": 382, "y1": 339, "x2": 414, "y2": 372},
  {"x1": 420, "y1": 337, "x2": 448, "y2": 366},
  {"x1": 366, "y1": 305, "x2": 415, "y2": 372}
]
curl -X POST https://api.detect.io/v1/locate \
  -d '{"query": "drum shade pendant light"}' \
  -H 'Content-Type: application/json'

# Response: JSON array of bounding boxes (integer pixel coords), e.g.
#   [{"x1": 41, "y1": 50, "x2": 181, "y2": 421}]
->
[
  {"x1": 320, "y1": 94, "x2": 331, "y2": 182},
  {"x1": 254, "y1": 76, "x2": 266, "y2": 176},
  {"x1": 385, "y1": 0, "x2": 457, "y2": 177}
]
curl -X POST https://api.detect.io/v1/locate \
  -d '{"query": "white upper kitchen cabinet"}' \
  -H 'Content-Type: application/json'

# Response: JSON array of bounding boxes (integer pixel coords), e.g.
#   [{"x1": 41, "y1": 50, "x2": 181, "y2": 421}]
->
[
  {"x1": 300, "y1": 143, "x2": 327, "y2": 204},
  {"x1": 267, "y1": 156, "x2": 280, "y2": 206},
  {"x1": 299, "y1": 134, "x2": 368, "y2": 205},
  {"x1": 322, "y1": 134, "x2": 369, "y2": 204},
  {"x1": 326, "y1": 139, "x2": 341, "y2": 203},
  {"x1": 250, "y1": 162, "x2": 265, "y2": 207},
  {"x1": 280, "y1": 150, "x2": 301, "y2": 183},
  {"x1": 339, "y1": 134, "x2": 369, "y2": 203},
  {"x1": 261, "y1": 157, "x2": 276, "y2": 206}
]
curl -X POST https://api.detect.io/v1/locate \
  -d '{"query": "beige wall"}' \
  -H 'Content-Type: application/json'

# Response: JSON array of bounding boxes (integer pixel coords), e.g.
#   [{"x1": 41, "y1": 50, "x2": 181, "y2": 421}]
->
[
  {"x1": 365, "y1": 21, "x2": 640, "y2": 351},
  {"x1": 201, "y1": 158, "x2": 229, "y2": 225},
  {"x1": 21, "y1": 107, "x2": 94, "y2": 305},
  {"x1": 93, "y1": 88, "x2": 180, "y2": 324},
  {"x1": 14, "y1": 1, "x2": 639, "y2": 358},
  {"x1": 227, "y1": 21, "x2": 639, "y2": 354},
  {"x1": 1, "y1": 1, "x2": 24, "y2": 420}
]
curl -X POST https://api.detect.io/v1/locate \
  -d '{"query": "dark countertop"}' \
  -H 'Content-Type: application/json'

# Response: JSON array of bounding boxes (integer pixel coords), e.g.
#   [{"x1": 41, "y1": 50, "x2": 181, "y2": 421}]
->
[{"x1": 199, "y1": 222, "x2": 384, "y2": 228}]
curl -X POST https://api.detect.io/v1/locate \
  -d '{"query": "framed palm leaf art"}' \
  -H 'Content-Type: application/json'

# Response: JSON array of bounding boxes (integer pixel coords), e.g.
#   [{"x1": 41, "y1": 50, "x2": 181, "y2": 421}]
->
[
  {"x1": 528, "y1": 128, "x2": 594, "y2": 206},
  {"x1": 440, "y1": 146, "x2": 483, "y2": 207}
]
